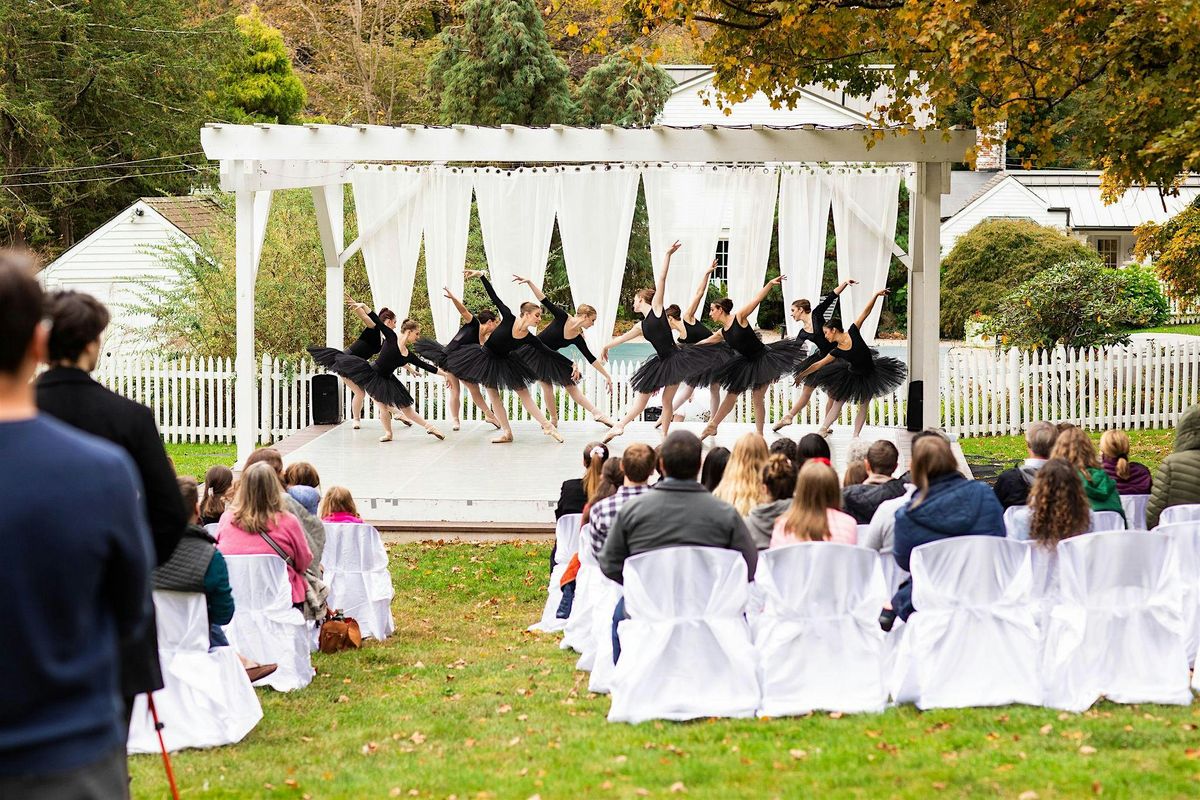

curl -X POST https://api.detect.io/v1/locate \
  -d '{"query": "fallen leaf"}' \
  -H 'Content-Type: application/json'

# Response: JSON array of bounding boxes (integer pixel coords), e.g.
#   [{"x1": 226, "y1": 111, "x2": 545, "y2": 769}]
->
[
  {"x1": 669, "y1": 782, "x2": 687, "y2": 793},
  {"x1": 497, "y1": 704, "x2": 512, "y2": 715},
  {"x1": 410, "y1": 731, "x2": 426, "y2": 745},
  {"x1": 635, "y1": 790, "x2": 649, "y2": 797},
  {"x1": 413, "y1": 661, "x2": 425, "y2": 669},
  {"x1": 517, "y1": 714, "x2": 529, "y2": 721},
  {"x1": 360, "y1": 741, "x2": 379, "y2": 755},
  {"x1": 389, "y1": 790, "x2": 401, "y2": 798},
  {"x1": 789, "y1": 749, "x2": 808, "y2": 760},
  {"x1": 613, "y1": 755, "x2": 628, "y2": 764},
  {"x1": 1079, "y1": 745, "x2": 1097, "y2": 755},
  {"x1": 932, "y1": 783, "x2": 946, "y2": 791},
  {"x1": 336, "y1": 695, "x2": 350, "y2": 704},
  {"x1": 1039, "y1": 724, "x2": 1053, "y2": 736},
  {"x1": 1185, "y1": 748, "x2": 1200, "y2": 759},
  {"x1": 300, "y1": 736, "x2": 313, "y2": 743},
  {"x1": 285, "y1": 779, "x2": 300, "y2": 788},
  {"x1": 508, "y1": 736, "x2": 521, "y2": 746},
  {"x1": 1018, "y1": 792, "x2": 1039, "y2": 800},
  {"x1": 828, "y1": 711, "x2": 844, "y2": 719},
  {"x1": 1092, "y1": 781, "x2": 1103, "y2": 795}
]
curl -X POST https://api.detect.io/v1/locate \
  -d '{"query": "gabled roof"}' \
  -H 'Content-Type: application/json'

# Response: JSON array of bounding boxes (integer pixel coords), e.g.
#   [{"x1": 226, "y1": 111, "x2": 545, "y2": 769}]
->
[
  {"x1": 665, "y1": 70, "x2": 872, "y2": 126},
  {"x1": 141, "y1": 196, "x2": 223, "y2": 241},
  {"x1": 941, "y1": 171, "x2": 1004, "y2": 219}
]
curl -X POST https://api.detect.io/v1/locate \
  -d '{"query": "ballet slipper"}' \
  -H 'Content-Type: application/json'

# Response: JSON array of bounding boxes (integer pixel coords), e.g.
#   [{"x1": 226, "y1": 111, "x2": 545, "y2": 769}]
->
[
  {"x1": 597, "y1": 415, "x2": 616, "y2": 428},
  {"x1": 352, "y1": 420, "x2": 361, "y2": 430},
  {"x1": 542, "y1": 425, "x2": 565, "y2": 444},
  {"x1": 602, "y1": 425, "x2": 624, "y2": 444},
  {"x1": 378, "y1": 432, "x2": 392, "y2": 443},
  {"x1": 491, "y1": 432, "x2": 514, "y2": 444},
  {"x1": 451, "y1": 419, "x2": 461, "y2": 431},
  {"x1": 772, "y1": 415, "x2": 794, "y2": 433},
  {"x1": 699, "y1": 423, "x2": 718, "y2": 440},
  {"x1": 395, "y1": 414, "x2": 411, "y2": 426},
  {"x1": 818, "y1": 427, "x2": 833, "y2": 438},
  {"x1": 484, "y1": 413, "x2": 502, "y2": 430},
  {"x1": 425, "y1": 424, "x2": 446, "y2": 441}
]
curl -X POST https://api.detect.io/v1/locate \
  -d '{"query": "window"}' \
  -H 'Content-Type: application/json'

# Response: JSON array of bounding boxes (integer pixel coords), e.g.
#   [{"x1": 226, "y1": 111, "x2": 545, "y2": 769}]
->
[
  {"x1": 1095, "y1": 237, "x2": 1120, "y2": 269},
  {"x1": 712, "y1": 239, "x2": 729, "y2": 285}
]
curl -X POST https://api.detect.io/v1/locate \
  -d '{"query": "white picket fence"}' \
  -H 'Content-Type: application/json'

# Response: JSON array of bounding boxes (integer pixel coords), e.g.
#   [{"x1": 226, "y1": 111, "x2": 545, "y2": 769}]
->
[{"x1": 93, "y1": 339, "x2": 1200, "y2": 444}]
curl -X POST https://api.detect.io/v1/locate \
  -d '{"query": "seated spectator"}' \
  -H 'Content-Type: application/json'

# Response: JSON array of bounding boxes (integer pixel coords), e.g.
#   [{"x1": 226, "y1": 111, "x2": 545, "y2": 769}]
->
[
  {"x1": 1099, "y1": 429, "x2": 1153, "y2": 495},
  {"x1": 993, "y1": 421, "x2": 1058, "y2": 509},
  {"x1": 771, "y1": 461, "x2": 858, "y2": 547},
  {"x1": 745, "y1": 454, "x2": 798, "y2": 549},
  {"x1": 1028, "y1": 459, "x2": 1092, "y2": 549},
  {"x1": 861, "y1": 431, "x2": 944, "y2": 556},
  {"x1": 283, "y1": 461, "x2": 322, "y2": 516},
  {"x1": 559, "y1": 458, "x2": 624, "y2": 619},
  {"x1": 796, "y1": 432, "x2": 832, "y2": 467},
  {"x1": 319, "y1": 486, "x2": 363, "y2": 523},
  {"x1": 0, "y1": 257, "x2": 153, "y2": 799},
  {"x1": 200, "y1": 465, "x2": 234, "y2": 526},
  {"x1": 556, "y1": 442, "x2": 607, "y2": 519},
  {"x1": 217, "y1": 463, "x2": 314, "y2": 610},
  {"x1": 892, "y1": 435, "x2": 1005, "y2": 622},
  {"x1": 700, "y1": 446, "x2": 730, "y2": 492},
  {"x1": 589, "y1": 443, "x2": 655, "y2": 556},
  {"x1": 768, "y1": 437, "x2": 798, "y2": 463},
  {"x1": 843, "y1": 461, "x2": 867, "y2": 487},
  {"x1": 1051, "y1": 426, "x2": 1124, "y2": 520},
  {"x1": 1147, "y1": 404, "x2": 1200, "y2": 528},
  {"x1": 714, "y1": 433, "x2": 769, "y2": 515},
  {"x1": 243, "y1": 447, "x2": 326, "y2": 568},
  {"x1": 843, "y1": 440, "x2": 907, "y2": 524}
]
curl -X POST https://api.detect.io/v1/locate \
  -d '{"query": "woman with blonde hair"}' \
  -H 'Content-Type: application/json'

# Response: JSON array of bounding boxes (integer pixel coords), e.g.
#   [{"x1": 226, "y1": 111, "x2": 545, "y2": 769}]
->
[
  {"x1": 771, "y1": 460, "x2": 857, "y2": 546},
  {"x1": 1027, "y1": 459, "x2": 1092, "y2": 549},
  {"x1": 1099, "y1": 429, "x2": 1153, "y2": 495},
  {"x1": 1052, "y1": 426, "x2": 1124, "y2": 519},
  {"x1": 714, "y1": 433, "x2": 770, "y2": 515},
  {"x1": 319, "y1": 486, "x2": 362, "y2": 523},
  {"x1": 216, "y1": 463, "x2": 314, "y2": 609}
]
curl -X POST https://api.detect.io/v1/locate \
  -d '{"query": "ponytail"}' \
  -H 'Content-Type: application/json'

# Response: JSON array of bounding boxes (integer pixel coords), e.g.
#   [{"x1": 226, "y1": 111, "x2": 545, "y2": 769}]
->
[
  {"x1": 581, "y1": 442, "x2": 609, "y2": 498},
  {"x1": 1099, "y1": 430, "x2": 1132, "y2": 481}
]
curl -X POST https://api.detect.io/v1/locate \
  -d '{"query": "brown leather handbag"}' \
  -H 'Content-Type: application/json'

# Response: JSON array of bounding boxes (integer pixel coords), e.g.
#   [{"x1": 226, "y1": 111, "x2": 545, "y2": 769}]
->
[{"x1": 318, "y1": 609, "x2": 362, "y2": 654}]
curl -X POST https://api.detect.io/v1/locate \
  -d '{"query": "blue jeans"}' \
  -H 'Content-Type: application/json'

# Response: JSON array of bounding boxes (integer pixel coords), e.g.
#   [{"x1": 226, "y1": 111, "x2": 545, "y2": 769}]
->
[
  {"x1": 209, "y1": 622, "x2": 229, "y2": 649},
  {"x1": 611, "y1": 596, "x2": 628, "y2": 664}
]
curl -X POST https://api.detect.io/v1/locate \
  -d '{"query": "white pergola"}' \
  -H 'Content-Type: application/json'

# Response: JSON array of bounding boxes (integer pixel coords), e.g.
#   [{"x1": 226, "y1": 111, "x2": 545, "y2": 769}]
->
[{"x1": 200, "y1": 123, "x2": 975, "y2": 463}]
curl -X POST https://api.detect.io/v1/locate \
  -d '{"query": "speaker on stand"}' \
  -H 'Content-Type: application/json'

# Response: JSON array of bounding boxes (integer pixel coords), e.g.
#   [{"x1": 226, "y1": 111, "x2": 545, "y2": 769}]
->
[
  {"x1": 906, "y1": 380, "x2": 924, "y2": 433},
  {"x1": 311, "y1": 374, "x2": 342, "y2": 425}
]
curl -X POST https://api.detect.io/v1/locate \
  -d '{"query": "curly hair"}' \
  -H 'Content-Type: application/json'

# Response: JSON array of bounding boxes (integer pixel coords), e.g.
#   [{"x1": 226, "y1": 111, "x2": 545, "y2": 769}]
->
[
  {"x1": 1050, "y1": 426, "x2": 1101, "y2": 471},
  {"x1": 1027, "y1": 459, "x2": 1091, "y2": 549}
]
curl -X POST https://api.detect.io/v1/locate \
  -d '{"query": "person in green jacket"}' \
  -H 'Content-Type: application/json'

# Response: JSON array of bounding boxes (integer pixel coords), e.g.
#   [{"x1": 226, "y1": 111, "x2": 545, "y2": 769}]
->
[
  {"x1": 1051, "y1": 426, "x2": 1125, "y2": 522},
  {"x1": 1147, "y1": 404, "x2": 1200, "y2": 528}
]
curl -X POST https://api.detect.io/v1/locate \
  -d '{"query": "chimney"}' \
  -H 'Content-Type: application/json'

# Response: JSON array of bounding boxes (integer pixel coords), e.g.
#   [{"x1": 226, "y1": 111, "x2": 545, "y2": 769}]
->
[{"x1": 975, "y1": 122, "x2": 1007, "y2": 171}]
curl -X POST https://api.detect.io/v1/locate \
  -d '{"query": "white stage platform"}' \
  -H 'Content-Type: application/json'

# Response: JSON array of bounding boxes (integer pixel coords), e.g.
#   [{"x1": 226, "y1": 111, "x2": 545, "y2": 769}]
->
[{"x1": 277, "y1": 420, "x2": 967, "y2": 531}]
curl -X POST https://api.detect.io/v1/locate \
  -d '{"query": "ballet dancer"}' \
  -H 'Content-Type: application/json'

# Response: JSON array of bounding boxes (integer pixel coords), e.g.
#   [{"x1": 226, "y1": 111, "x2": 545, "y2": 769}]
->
[
  {"x1": 412, "y1": 286, "x2": 504, "y2": 431},
  {"x1": 511, "y1": 275, "x2": 616, "y2": 428},
  {"x1": 306, "y1": 298, "x2": 384, "y2": 429},
  {"x1": 444, "y1": 271, "x2": 565, "y2": 444},
  {"x1": 699, "y1": 276, "x2": 809, "y2": 439},
  {"x1": 666, "y1": 259, "x2": 730, "y2": 423},
  {"x1": 795, "y1": 288, "x2": 907, "y2": 438},
  {"x1": 600, "y1": 241, "x2": 721, "y2": 442},
  {"x1": 772, "y1": 278, "x2": 857, "y2": 432}
]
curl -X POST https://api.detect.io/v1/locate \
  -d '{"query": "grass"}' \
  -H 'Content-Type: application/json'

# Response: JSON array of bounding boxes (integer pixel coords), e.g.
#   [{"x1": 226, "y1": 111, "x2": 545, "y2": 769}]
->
[
  {"x1": 165, "y1": 441, "x2": 236, "y2": 479},
  {"x1": 1127, "y1": 324, "x2": 1200, "y2": 337},
  {"x1": 129, "y1": 541, "x2": 1200, "y2": 799},
  {"x1": 959, "y1": 428, "x2": 1177, "y2": 474}
]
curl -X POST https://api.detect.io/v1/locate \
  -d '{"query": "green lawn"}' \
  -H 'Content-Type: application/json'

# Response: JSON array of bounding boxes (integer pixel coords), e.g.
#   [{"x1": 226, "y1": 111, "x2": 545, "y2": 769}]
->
[
  {"x1": 959, "y1": 428, "x2": 1177, "y2": 474},
  {"x1": 165, "y1": 441, "x2": 236, "y2": 479},
  {"x1": 129, "y1": 542, "x2": 1200, "y2": 799},
  {"x1": 1128, "y1": 323, "x2": 1200, "y2": 337}
]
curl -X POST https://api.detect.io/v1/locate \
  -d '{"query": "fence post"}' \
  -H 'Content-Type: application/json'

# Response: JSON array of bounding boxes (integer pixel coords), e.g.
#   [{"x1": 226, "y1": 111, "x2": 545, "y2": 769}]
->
[{"x1": 260, "y1": 353, "x2": 271, "y2": 445}]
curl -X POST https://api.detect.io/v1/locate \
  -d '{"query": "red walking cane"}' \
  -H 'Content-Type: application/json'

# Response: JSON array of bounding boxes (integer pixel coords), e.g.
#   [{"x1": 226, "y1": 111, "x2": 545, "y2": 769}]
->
[{"x1": 146, "y1": 693, "x2": 181, "y2": 800}]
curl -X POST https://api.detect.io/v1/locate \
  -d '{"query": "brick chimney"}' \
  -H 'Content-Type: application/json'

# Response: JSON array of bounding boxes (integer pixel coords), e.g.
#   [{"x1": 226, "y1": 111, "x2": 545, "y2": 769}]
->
[{"x1": 975, "y1": 122, "x2": 1007, "y2": 171}]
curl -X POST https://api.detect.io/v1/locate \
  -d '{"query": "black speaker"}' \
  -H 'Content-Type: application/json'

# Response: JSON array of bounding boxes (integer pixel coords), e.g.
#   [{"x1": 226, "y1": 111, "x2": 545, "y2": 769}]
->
[
  {"x1": 643, "y1": 406, "x2": 662, "y2": 422},
  {"x1": 906, "y1": 380, "x2": 924, "y2": 433},
  {"x1": 311, "y1": 373, "x2": 342, "y2": 425}
]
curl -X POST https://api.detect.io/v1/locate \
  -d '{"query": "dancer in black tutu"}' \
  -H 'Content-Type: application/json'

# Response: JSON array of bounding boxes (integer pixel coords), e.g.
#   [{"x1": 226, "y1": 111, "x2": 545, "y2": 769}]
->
[
  {"x1": 699, "y1": 276, "x2": 810, "y2": 439},
  {"x1": 412, "y1": 286, "x2": 503, "y2": 431},
  {"x1": 600, "y1": 241, "x2": 723, "y2": 442},
  {"x1": 444, "y1": 271, "x2": 565, "y2": 444},
  {"x1": 665, "y1": 259, "x2": 730, "y2": 423},
  {"x1": 773, "y1": 278, "x2": 857, "y2": 432},
  {"x1": 306, "y1": 298, "x2": 384, "y2": 429},
  {"x1": 796, "y1": 288, "x2": 907, "y2": 438},
  {"x1": 511, "y1": 275, "x2": 616, "y2": 428}
]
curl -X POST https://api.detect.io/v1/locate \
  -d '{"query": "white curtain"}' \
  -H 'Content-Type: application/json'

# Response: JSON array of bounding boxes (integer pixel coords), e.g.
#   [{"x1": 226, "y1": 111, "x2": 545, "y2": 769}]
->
[
  {"x1": 830, "y1": 169, "x2": 902, "y2": 341},
  {"x1": 422, "y1": 168, "x2": 474, "y2": 342},
  {"x1": 778, "y1": 170, "x2": 834, "y2": 337},
  {"x1": 556, "y1": 166, "x2": 640, "y2": 354},
  {"x1": 350, "y1": 166, "x2": 426, "y2": 319},
  {"x1": 473, "y1": 167, "x2": 560, "y2": 314},
  {"x1": 642, "y1": 166, "x2": 733, "y2": 318},
  {"x1": 724, "y1": 167, "x2": 778, "y2": 327}
]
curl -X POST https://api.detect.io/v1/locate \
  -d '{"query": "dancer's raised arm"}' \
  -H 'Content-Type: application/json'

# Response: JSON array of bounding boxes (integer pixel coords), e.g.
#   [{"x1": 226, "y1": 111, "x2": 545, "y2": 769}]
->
[
  {"x1": 653, "y1": 240, "x2": 682, "y2": 311},
  {"x1": 512, "y1": 275, "x2": 547, "y2": 303},
  {"x1": 736, "y1": 276, "x2": 784, "y2": 323},
  {"x1": 600, "y1": 323, "x2": 642, "y2": 361},
  {"x1": 811, "y1": 278, "x2": 856, "y2": 325},
  {"x1": 467, "y1": 270, "x2": 512, "y2": 319},
  {"x1": 442, "y1": 287, "x2": 473, "y2": 324},
  {"x1": 684, "y1": 260, "x2": 717, "y2": 323},
  {"x1": 854, "y1": 288, "x2": 889, "y2": 330},
  {"x1": 348, "y1": 298, "x2": 377, "y2": 328}
]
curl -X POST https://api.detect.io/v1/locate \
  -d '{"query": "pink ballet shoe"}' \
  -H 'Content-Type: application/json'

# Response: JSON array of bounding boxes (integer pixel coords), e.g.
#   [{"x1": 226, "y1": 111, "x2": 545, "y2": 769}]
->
[
  {"x1": 543, "y1": 425, "x2": 564, "y2": 444},
  {"x1": 602, "y1": 425, "x2": 623, "y2": 444},
  {"x1": 491, "y1": 432, "x2": 514, "y2": 444},
  {"x1": 425, "y1": 424, "x2": 445, "y2": 441},
  {"x1": 772, "y1": 416, "x2": 794, "y2": 433}
]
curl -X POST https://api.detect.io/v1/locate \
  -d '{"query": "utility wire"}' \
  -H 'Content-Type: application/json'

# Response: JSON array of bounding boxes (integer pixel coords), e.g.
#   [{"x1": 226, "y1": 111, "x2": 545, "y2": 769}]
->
[
  {"x1": 2, "y1": 152, "x2": 207, "y2": 178},
  {"x1": 3, "y1": 167, "x2": 213, "y2": 189}
]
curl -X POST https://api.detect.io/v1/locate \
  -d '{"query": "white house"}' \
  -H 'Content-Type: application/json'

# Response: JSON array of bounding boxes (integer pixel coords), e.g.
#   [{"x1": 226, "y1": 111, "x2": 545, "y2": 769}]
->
[{"x1": 38, "y1": 196, "x2": 223, "y2": 353}]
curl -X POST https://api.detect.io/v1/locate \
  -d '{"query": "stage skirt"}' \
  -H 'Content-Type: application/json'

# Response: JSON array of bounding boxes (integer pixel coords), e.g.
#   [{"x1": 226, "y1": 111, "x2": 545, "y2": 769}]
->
[
  {"x1": 444, "y1": 344, "x2": 538, "y2": 391},
  {"x1": 685, "y1": 342, "x2": 736, "y2": 388},
  {"x1": 412, "y1": 338, "x2": 449, "y2": 369},
  {"x1": 330, "y1": 354, "x2": 416, "y2": 409},
  {"x1": 516, "y1": 347, "x2": 576, "y2": 387},
  {"x1": 307, "y1": 346, "x2": 381, "y2": 387},
  {"x1": 803, "y1": 353, "x2": 907, "y2": 403},
  {"x1": 629, "y1": 345, "x2": 726, "y2": 394},
  {"x1": 715, "y1": 337, "x2": 810, "y2": 393}
]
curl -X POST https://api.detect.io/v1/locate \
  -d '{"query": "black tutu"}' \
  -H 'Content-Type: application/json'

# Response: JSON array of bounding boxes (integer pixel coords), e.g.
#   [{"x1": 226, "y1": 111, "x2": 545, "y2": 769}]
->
[
  {"x1": 412, "y1": 338, "x2": 449, "y2": 369},
  {"x1": 685, "y1": 342, "x2": 736, "y2": 388},
  {"x1": 630, "y1": 345, "x2": 726, "y2": 394},
  {"x1": 804, "y1": 354, "x2": 907, "y2": 403},
  {"x1": 795, "y1": 350, "x2": 835, "y2": 387},
  {"x1": 307, "y1": 346, "x2": 341, "y2": 370},
  {"x1": 715, "y1": 337, "x2": 810, "y2": 393},
  {"x1": 444, "y1": 344, "x2": 538, "y2": 391},
  {"x1": 516, "y1": 347, "x2": 575, "y2": 386},
  {"x1": 330, "y1": 355, "x2": 415, "y2": 409},
  {"x1": 308, "y1": 346, "x2": 377, "y2": 386}
]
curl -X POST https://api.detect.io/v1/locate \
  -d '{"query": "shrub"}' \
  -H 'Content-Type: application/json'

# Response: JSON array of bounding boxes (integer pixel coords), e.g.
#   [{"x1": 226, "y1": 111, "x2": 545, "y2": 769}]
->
[
  {"x1": 940, "y1": 219, "x2": 1100, "y2": 338},
  {"x1": 1134, "y1": 198, "x2": 1200, "y2": 306},
  {"x1": 1119, "y1": 263, "x2": 1171, "y2": 328}
]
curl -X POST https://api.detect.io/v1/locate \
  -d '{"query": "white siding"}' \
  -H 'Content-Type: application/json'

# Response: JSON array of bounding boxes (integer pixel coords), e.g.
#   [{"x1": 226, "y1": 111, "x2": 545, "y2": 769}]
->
[
  {"x1": 940, "y1": 179, "x2": 1067, "y2": 254},
  {"x1": 658, "y1": 77, "x2": 868, "y2": 128}
]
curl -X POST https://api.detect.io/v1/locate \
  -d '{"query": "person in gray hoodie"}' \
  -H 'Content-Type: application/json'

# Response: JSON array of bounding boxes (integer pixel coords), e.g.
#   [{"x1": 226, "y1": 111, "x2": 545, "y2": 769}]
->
[
  {"x1": 992, "y1": 421, "x2": 1058, "y2": 509},
  {"x1": 744, "y1": 454, "x2": 798, "y2": 548}
]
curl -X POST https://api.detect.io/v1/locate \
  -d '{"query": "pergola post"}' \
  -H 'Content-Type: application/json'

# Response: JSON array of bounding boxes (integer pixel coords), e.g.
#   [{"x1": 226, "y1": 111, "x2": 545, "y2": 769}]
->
[
  {"x1": 234, "y1": 188, "x2": 258, "y2": 465},
  {"x1": 312, "y1": 184, "x2": 345, "y2": 348},
  {"x1": 907, "y1": 161, "x2": 949, "y2": 430}
]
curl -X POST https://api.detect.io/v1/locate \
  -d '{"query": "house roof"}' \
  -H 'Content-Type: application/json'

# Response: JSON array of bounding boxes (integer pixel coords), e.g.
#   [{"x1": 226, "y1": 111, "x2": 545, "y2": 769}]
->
[
  {"x1": 140, "y1": 196, "x2": 223, "y2": 241},
  {"x1": 941, "y1": 171, "x2": 1004, "y2": 218},
  {"x1": 662, "y1": 65, "x2": 713, "y2": 87}
]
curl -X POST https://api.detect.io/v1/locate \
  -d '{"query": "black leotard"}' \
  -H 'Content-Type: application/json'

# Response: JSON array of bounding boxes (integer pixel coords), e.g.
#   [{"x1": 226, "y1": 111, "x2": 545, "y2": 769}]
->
[
  {"x1": 679, "y1": 319, "x2": 711, "y2": 345},
  {"x1": 795, "y1": 293, "x2": 839, "y2": 355},
  {"x1": 642, "y1": 308, "x2": 677, "y2": 358},
  {"x1": 480, "y1": 277, "x2": 562, "y2": 359},
  {"x1": 447, "y1": 317, "x2": 481, "y2": 353},
  {"x1": 346, "y1": 312, "x2": 383, "y2": 359},
  {"x1": 724, "y1": 318, "x2": 767, "y2": 359},
  {"x1": 374, "y1": 324, "x2": 440, "y2": 377},
  {"x1": 538, "y1": 298, "x2": 599, "y2": 363},
  {"x1": 830, "y1": 324, "x2": 875, "y2": 372}
]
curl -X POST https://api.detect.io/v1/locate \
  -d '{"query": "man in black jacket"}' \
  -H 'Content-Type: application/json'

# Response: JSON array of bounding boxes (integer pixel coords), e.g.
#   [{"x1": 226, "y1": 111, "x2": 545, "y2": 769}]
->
[
  {"x1": 842, "y1": 440, "x2": 907, "y2": 524},
  {"x1": 992, "y1": 421, "x2": 1059, "y2": 509},
  {"x1": 35, "y1": 291, "x2": 185, "y2": 723}
]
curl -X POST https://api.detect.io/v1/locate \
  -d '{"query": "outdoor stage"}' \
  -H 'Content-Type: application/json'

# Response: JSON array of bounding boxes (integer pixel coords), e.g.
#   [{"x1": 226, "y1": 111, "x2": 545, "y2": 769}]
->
[{"x1": 274, "y1": 420, "x2": 970, "y2": 537}]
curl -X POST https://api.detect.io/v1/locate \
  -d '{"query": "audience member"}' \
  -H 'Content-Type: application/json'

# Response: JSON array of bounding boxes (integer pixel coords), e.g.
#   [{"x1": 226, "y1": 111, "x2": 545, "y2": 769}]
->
[
  {"x1": 843, "y1": 440, "x2": 906, "y2": 524},
  {"x1": 1051, "y1": 426, "x2": 1124, "y2": 520},
  {"x1": 700, "y1": 446, "x2": 730, "y2": 492},
  {"x1": 589, "y1": 444, "x2": 655, "y2": 556},
  {"x1": 243, "y1": 448, "x2": 326, "y2": 566},
  {"x1": 1099, "y1": 429, "x2": 1153, "y2": 495},
  {"x1": 842, "y1": 461, "x2": 867, "y2": 487},
  {"x1": 1, "y1": 257, "x2": 152, "y2": 799},
  {"x1": 714, "y1": 432, "x2": 770, "y2": 515},
  {"x1": 319, "y1": 486, "x2": 363, "y2": 523},
  {"x1": 768, "y1": 437, "x2": 798, "y2": 463},
  {"x1": 992, "y1": 421, "x2": 1059, "y2": 509},
  {"x1": 1027, "y1": 459, "x2": 1092, "y2": 549},
  {"x1": 796, "y1": 432, "x2": 832, "y2": 467},
  {"x1": 200, "y1": 465, "x2": 234, "y2": 525},
  {"x1": 556, "y1": 441, "x2": 607, "y2": 519},
  {"x1": 1147, "y1": 404, "x2": 1200, "y2": 528},
  {"x1": 559, "y1": 458, "x2": 624, "y2": 619},
  {"x1": 283, "y1": 460, "x2": 322, "y2": 516},
  {"x1": 217, "y1": 463, "x2": 314, "y2": 610},
  {"x1": 744, "y1": 454, "x2": 798, "y2": 549},
  {"x1": 35, "y1": 289, "x2": 185, "y2": 729},
  {"x1": 771, "y1": 461, "x2": 858, "y2": 547},
  {"x1": 891, "y1": 435, "x2": 1005, "y2": 622}
]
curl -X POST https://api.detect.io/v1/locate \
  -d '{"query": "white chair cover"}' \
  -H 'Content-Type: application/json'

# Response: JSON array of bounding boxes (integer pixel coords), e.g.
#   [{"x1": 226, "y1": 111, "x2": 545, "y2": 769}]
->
[
  {"x1": 880, "y1": 556, "x2": 909, "y2": 597},
  {"x1": 1043, "y1": 531, "x2": 1191, "y2": 711},
  {"x1": 128, "y1": 592, "x2": 262, "y2": 754},
  {"x1": 322, "y1": 522, "x2": 394, "y2": 640},
  {"x1": 586, "y1": 580, "x2": 623, "y2": 694},
  {"x1": 1151, "y1": 522, "x2": 1200, "y2": 667},
  {"x1": 891, "y1": 536, "x2": 1041, "y2": 709},
  {"x1": 562, "y1": 524, "x2": 597, "y2": 659},
  {"x1": 223, "y1": 555, "x2": 314, "y2": 692},
  {"x1": 1004, "y1": 506, "x2": 1031, "y2": 541},
  {"x1": 608, "y1": 547, "x2": 759, "y2": 723},
  {"x1": 529, "y1": 514, "x2": 582, "y2": 633},
  {"x1": 1162, "y1": 504, "x2": 1200, "y2": 525},
  {"x1": 1090, "y1": 510, "x2": 1126, "y2": 532},
  {"x1": 1122, "y1": 494, "x2": 1151, "y2": 531},
  {"x1": 754, "y1": 544, "x2": 888, "y2": 716},
  {"x1": 204, "y1": 523, "x2": 220, "y2": 537}
]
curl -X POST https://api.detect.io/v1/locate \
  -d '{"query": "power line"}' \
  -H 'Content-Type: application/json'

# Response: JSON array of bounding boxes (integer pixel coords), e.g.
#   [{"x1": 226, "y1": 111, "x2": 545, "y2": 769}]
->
[
  {"x1": 3, "y1": 167, "x2": 213, "y2": 189},
  {"x1": 2, "y1": 152, "x2": 207, "y2": 178}
]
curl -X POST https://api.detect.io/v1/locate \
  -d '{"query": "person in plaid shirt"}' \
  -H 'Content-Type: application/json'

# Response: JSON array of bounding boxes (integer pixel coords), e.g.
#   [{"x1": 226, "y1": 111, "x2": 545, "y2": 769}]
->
[{"x1": 588, "y1": 442, "x2": 656, "y2": 556}]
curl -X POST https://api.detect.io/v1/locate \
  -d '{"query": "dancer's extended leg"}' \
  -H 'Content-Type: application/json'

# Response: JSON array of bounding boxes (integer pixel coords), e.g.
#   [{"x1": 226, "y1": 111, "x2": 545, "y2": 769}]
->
[
  {"x1": 660, "y1": 384, "x2": 680, "y2": 438},
  {"x1": 566, "y1": 384, "x2": 614, "y2": 426},
  {"x1": 701, "y1": 391, "x2": 741, "y2": 439},
  {"x1": 819, "y1": 399, "x2": 846, "y2": 434},
  {"x1": 486, "y1": 388, "x2": 513, "y2": 443},
  {"x1": 539, "y1": 381, "x2": 559, "y2": 427},
  {"x1": 400, "y1": 405, "x2": 445, "y2": 440},
  {"x1": 852, "y1": 402, "x2": 870, "y2": 438},
  {"x1": 465, "y1": 381, "x2": 500, "y2": 428},
  {"x1": 773, "y1": 384, "x2": 815, "y2": 432},
  {"x1": 516, "y1": 388, "x2": 564, "y2": 442},
  {"x1": 603, "y1": 392, "x2": 653, "y2": 443},
  {"x1": 344, "y1": 378, "x2": 366, "y2": 429},
  {"x1": 751, "y1": 385, "x2": 768, "y2": 438},
  {"x1": 446, "y1": 374, "x2": 462, "y2": 430},
  {"x1": 378, "y1": 405, "x2": 395, "y2": 442}
]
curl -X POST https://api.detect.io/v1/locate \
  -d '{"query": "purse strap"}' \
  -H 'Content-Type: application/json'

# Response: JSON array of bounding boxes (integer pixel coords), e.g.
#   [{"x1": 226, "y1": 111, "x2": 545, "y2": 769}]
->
[{"x1": 258, "y1": 530, "x2": 295, "y2": 568}]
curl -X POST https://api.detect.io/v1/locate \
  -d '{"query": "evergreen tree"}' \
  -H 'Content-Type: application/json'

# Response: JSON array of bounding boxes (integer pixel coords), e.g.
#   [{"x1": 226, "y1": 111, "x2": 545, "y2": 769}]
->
[
  {"x1": 427, "y1": 0, "x2": 573, "y2": 125},
  {"x1": 223, "y1": 5, "x2": 308, "y2": 124},
  {"x1": 574, "y1": 52, "x2": 674, "y2": 127}
]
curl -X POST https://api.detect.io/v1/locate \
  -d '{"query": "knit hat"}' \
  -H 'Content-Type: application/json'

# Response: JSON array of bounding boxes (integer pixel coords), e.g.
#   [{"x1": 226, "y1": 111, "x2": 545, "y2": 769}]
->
[{"x1": 287, "y1": 485, "x2": 321, "y2": 517}]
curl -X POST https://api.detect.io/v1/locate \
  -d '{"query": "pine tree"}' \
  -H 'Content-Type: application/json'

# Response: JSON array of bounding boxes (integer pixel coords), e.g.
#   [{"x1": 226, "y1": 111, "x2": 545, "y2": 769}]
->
[
  {"x1": 223, "y1": 5, "x2": 307, "y2": 124},
  {"x1": 427, "y1": 0, "x2": 573, "y2": 125},
  {"x1": 574, "y1": 52, "x2": 674, "y2": 127}
]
